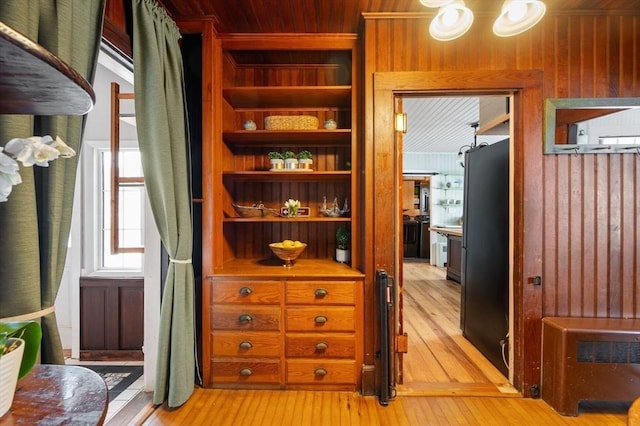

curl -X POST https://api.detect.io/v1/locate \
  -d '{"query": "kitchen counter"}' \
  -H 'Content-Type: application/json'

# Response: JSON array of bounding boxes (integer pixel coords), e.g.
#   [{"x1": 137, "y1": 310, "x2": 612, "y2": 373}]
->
[
  {"x1": 429, "y1": 226, "x2": 462, "y2": 283},
  {"x1": 429, "y1": 226, "x2": 462, "y2": 237}
]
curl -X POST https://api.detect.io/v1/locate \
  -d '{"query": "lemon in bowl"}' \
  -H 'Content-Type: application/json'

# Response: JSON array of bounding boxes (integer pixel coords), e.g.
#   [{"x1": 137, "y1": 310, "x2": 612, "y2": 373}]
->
[{"x1": 269, "y1": 240, "x2": 307, "y2": 267}]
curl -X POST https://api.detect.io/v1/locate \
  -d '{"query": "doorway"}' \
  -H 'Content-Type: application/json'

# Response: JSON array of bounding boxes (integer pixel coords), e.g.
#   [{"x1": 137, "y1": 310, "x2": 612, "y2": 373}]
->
[
  {"x1": 370, "y1": 69, "x2": 543, "y2": 398},
  {"x1": 397, "y1": 94, "x2": 516, "y2": 396}
]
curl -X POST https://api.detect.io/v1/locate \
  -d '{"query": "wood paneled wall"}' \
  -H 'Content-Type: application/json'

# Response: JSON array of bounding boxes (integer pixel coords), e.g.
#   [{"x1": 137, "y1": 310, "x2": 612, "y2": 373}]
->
[{"x1": 362, "y1": 11, "x2": 639, "y2": 396}]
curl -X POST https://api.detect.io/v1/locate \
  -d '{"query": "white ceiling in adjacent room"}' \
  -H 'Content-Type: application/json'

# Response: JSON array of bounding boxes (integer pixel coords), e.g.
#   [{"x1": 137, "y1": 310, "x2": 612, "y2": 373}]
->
[{"x1": 402, "y1": 96, "x2": 510, "y2": 153}]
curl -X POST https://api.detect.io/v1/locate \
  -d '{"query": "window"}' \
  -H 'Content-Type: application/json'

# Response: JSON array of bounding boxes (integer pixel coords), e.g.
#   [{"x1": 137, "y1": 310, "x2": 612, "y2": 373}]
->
[{"x1": 99, "y1": 148, "x2": 144, "y2": 270}]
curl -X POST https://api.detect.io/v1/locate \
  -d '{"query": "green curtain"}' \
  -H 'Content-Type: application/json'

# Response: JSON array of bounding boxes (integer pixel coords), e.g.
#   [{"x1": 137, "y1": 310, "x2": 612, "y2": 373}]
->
[
  {"x1": 132, "y1": 0, "x2": 196, "y2": 407},
  {"x1": 0, "y1": 1, "x2": 105, "y2": 364}
]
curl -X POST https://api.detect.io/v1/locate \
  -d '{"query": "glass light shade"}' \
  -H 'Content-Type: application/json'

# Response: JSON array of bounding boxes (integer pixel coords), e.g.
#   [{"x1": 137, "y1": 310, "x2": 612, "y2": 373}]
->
[
  {"x1": 493, "y1": 0, "x2": 546, "y2": 37},
  {"x1": 429, "y1": 0, "x2": 474, "y2": 41},
  {"x1": 419, "y1": 0, "x2": 455, "y2": 7},
  {"x1": 395, "y1": 113, "x2": 407, "y2": 133}
]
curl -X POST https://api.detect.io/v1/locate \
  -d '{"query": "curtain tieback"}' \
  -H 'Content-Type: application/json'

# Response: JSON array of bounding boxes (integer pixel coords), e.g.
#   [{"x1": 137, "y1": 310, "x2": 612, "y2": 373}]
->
[
  {"x1": 170, "y1": 257, "x2": 192, "y2": 264},
  {"x1": 0, "y1": 305, "x2": 55, "y2": 322}
]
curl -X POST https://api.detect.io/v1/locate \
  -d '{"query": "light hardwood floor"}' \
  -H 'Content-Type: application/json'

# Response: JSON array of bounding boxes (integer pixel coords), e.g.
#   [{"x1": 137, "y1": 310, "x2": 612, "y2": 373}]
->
[
  {"x1": 140, "y1": 260, "x2": 629, "y2": 425},
  {"x1": 398, "y1": 260, "x2": 515, "y2": 396},
  {"x1": 142, "y1": 388, "x2": 627, "y2": 425}
]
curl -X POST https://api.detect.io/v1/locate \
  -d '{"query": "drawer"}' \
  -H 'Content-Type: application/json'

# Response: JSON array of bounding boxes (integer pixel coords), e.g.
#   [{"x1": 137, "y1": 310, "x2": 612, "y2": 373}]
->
[
  {"x1": 286, "y1": 281, "x2": 356, "y2": 305},
  {"x1": 213, "y1": 331, "x2": 281, "y2": 357},
  {"x1": 285, "y1": 333, "x2": 355, "y2": 358},
  {"x1": 286, "y1": 359, "x2": 356, "y2": 384},
  {"x1": 286, "y1": 307, "x2": 355, "y2": 332},
  {"x1": 211, "y1": 305, "x2": 281, "y2": 330},
  {"x1": 211, "y1": 360, "x2": 280, "y2": 384},
  {"x1": 210, "y1": 280, "x2": 281, "y2": 304}
]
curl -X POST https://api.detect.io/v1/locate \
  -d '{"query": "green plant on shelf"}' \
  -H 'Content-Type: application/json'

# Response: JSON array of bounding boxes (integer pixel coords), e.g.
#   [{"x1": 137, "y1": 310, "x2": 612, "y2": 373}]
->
[
  {"x1": 336, "y1": 227, "x2": 350, "y2": 250},
  {"x1": 297, "y1": 150, "x2": 313, "y2": 160}
]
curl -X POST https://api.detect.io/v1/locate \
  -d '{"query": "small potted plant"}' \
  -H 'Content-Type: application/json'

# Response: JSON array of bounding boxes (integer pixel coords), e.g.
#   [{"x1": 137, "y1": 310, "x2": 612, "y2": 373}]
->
[
  {"x1": 335, "y1": 227, "x2": 351, "y2": 264},
  {"x1": 0, "y1": 321, "x2": 42, "y2": 417},
  {"x1": 284, "y1": 151, "x2": 298, "y2": 170},
  {"x1": 297, "y1": 150, "x2": 313, "y2": 170},
  {"x1": 268, "y1": 151, "x2": 284, "y2": 170}
]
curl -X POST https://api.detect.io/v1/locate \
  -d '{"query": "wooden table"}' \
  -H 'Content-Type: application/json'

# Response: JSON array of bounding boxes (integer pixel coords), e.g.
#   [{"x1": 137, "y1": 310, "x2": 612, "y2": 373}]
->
[
  {"x1": 0, "y1": 365, "x2": 108, "y2": 425},
  {"x1": 0, "y1": 20, "x2": 94, "y2": 115}
]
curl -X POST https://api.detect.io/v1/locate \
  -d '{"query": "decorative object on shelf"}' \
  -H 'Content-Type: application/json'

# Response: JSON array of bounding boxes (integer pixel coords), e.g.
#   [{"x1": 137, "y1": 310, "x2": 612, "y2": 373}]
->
[
  {"x1": 243, "y1": 119, "x2": 257, "y2": 130},
  {"x1": 280, "y1": 206, "x2": 310, "y2": 217},
  {"x1": 283, "y1": 198, "x2": 301, "y2": 217},
  {"x1": 0, "y1": 135, "x2": 76, "y2": 202},
  {"x1": 269, "y1": 240, "x2": 307, "y2": 268},
  {"x1": 297, "y1": 150, "x2": 313, "y2": 169},
  {"x1": 264, "y1": 115, "x2": 318, "y2": 130},
  {"x1": 0, "y1": 321, "x2": 42, "y2": 417},
  {"x1": 323, "y1": 119, "x2": 337, "y2": 130},
  {"x1": 232, "y1": 202, "x2": 281, "y2": 218},
  {"x1": 268, "y1": 151, "x2": 284, "y2": 170},
  {"x1": 335, "y1": 226, "x2": 351, "y2": 263},
  {"x1": 284, "y1": 151, "x2": 298, "y2": 169},
  {"x1": 319, "y1": 196, "x2": 349, "y2": 217}
]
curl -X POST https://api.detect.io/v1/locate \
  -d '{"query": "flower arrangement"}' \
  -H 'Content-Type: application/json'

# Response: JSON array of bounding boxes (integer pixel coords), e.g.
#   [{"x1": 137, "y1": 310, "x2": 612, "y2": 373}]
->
[
  {"x1": 284, "y1": 198, "x2": 301, "y2": 217},
  {"x1": 0, "y1": 135, "x2": 75, "y2": 202}
]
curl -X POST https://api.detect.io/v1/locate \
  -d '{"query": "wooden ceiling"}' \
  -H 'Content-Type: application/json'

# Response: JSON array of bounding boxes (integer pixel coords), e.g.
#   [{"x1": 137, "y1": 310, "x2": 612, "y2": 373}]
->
[{"x1": 158, "y1": 0, "x2": 640, "y2": 34}]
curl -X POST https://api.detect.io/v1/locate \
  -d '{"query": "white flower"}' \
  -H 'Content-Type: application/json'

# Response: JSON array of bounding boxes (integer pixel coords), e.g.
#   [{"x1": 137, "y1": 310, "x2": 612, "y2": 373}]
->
[
  {"x1": 0, "y1": 149, "x2": 22, "y2": 202},
  {"x1": 44, "y1": 135, "x2": 76, "y2": 158},
  {"x1": 4, "y1": 136, "x2": 60, "y2": 167},
  {"x1": 284, "y1": 199, "x2": 301, "y2": 217}
]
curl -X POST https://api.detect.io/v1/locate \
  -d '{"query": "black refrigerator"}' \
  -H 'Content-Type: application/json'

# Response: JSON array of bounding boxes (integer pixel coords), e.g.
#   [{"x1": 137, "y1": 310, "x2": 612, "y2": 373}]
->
[{"x1": 460, "y1": 139, "x2": 509, "y2": 377}]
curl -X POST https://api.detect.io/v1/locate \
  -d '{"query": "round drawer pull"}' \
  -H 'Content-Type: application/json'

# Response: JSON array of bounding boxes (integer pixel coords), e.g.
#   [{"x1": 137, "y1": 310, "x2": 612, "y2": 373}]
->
[
  {"x1": 239, "y1": 367, "x2": 253, "y2": 377},
  {"x1": 314, "y1": 368, "x2": 327, "y2": 377},
  {"x1": 238, "y1": 314, "x2": 253, "y2": 323},
  {"x1": 315, "y1": 342, "x2": 328, "y2": 351},
  {"x1": 239, "y1": 341, "x2": 253, "y2": 350},
  {"x1": 314, "y1": 315, "x2": 327, "y2": 324},
  {"x1": 239, "y1": 286, "x2": 253, "y2": 296},
  {"x1": 314, "y1": 288, "x2": 328, "y2": 297}
]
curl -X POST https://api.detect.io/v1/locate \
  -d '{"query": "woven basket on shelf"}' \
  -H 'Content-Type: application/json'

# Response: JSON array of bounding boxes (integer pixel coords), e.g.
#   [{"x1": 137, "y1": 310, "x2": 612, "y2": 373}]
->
[
  {"x1": 264, "y1": 115, "x2": 319, "y2": 130},
  {"x1": 232, "y1": 203, "x2": 281, "y2": 218}
]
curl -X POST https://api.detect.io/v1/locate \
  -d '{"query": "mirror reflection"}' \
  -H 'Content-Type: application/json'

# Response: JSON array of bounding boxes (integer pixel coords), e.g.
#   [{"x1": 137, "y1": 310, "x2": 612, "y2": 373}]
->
[{"x1": 544, "y1": 97, "x2": 640, "y2": 154}]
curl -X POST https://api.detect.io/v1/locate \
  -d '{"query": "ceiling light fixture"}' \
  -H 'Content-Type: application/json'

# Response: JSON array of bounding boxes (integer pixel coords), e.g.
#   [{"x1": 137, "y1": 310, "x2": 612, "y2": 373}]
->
[
  {"x1": 421, "y1": 0, "x2": 546, "y2": 41},
  {"x1": 419, "y1": 0, "x2": 454, "y2": 7},
  {"x1": 429, "y1": 0, "x2": 474, "y2": 41},
  {"x1": 493, "y1": 0, "x2": 546, "y2": 37}
]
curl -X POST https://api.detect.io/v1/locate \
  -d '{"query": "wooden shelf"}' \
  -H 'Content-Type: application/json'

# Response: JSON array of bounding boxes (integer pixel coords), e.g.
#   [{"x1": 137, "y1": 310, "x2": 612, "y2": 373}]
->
[
  {"x1": 211, "y1": 257, "x2": 363, "y2": 278},
  {"x1": 477, "y1": 112, "x2": 509, "y2": 135},
  {"x1": 223, "y1": 170, "x2": 351, "y2": 182},
  {"x1": 224, "y1": 216, "x2": 350, "y2": 223},
  {"x1": 223, "y1": 129, "x2": 351, "y2": 148},
  {"x1": 223, "y1": 86, "x2": 351, "y2": 109},
  {"x1": 0, "y1": 21, "x2": 94, "y2": 115}
]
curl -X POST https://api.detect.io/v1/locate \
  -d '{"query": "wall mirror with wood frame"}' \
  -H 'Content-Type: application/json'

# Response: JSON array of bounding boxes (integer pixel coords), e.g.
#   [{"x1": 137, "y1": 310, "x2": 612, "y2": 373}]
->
[{"x1": 544, "y1": 97, "x2": 640, "y2": 154}]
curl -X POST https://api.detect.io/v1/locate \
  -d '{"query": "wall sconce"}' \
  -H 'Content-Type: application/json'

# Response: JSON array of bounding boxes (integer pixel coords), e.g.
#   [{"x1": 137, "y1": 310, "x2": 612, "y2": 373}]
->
[
  {"x1": 421, "y1": 0, "x2": 546, "y2": 41},
  {"x1": 429, "y1": 0, "x2": 474, "y2": 41},
  {"x1": 395, "y1": 113, "x2": 408, "y2": 133},
  {"x1": 493, "y1": 0, "x2": 547, "y2": 37}
]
